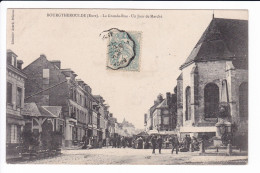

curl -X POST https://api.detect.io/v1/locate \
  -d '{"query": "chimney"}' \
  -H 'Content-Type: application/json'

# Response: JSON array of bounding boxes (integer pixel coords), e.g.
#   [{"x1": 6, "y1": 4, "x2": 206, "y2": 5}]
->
[
  {"x1": 40, "y1": 54, "x2": 46, "y2": 59},
  {"x1": 166, "y1": 92, "x2": 171, "y2": 106},
  {"x1": 17, "y1": 60, "x2": 23, "y2": 70},
  {"x1": 50, "y1": 60, "x2": 61, "y2": 69}
]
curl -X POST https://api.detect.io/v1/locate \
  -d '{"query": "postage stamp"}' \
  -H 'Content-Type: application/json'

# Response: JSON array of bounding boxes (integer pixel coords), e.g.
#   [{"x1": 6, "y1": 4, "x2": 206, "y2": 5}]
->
[{"x1": 100, "y1": 28, "x2": 141, "y2": 71}]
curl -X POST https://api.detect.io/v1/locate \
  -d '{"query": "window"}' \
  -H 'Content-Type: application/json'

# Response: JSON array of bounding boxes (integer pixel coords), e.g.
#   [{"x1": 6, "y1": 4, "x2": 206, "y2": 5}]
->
[
  {"x1": 77, "y1": 128, "x2": 81, "y2": 141},
  {"x1": 89, "y1": 114, "x2": 92, "y2": 124},
  {"x1": 76, "y1": 109, "x2": 79, "y2": 120},
  {"x1": 7, "y1": 55, "x2": 12, "y2": 65},
  {"x1": 43, "y1": 69, "x2": 50, "y2": 78},
  {"x1": 59, "y1": 124, "x2": 64, "y2": 133},
  {"x1": 90, "y1": 101, "x2": 92, "y2": 110},
  {"x1": 163, "y1": 117, "x2": 169, "y2": 125},
  {"x1": 73, "y1": 90, "x2": 76, "y2": 101},
  {"x1": 12, "y1": 56, "x2": 16, "y2": 67},
  {"x1": 70, "y1": 88, "x2": 73, "y2": 99},
  {"x1": 85, "y1": 113, "x2": 88, "y2": 124},
  {"x1": 85, "y1": 97, "x2": 87, "y2": 108},
  {"x1": 158, "y1": 116, "x2": 162, "y2": 125},
  {"x1": 204, "y1": 83, "x2": 219, "y2": 118},
  {"x1": 16, "y1": 87, "x2": 22, "y2": 107},
  {"x1": 43, "y1": 69, "x2": 50, "y2": 85},
  {"x1": 77, "y1": 93, "x2": 79, "y2": 103},
  {"x1": 239, "y1": 82, "x2": 248, "y2": 118},
  {"x1": 79, "y1": 95, "x2": 82, "y2": 105},
  {"x1": 82, "y1": 96, "x2": 84, "y2": 106},
  {"x1": 7, "y1": 54, "x2": 17, "y2": 67},
  {"x1": 185, "y1": 86, "x2": 191, "y2": 120},
  {"x1": 11, "y1": 125, "x2": 18, "y2": 143},
  {"x1": 7, "y1": 82, "x2": 12, "y2": 104}
]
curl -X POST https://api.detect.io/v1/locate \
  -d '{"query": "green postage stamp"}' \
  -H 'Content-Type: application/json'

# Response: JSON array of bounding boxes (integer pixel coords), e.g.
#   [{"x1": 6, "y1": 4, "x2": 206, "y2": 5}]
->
[{"x1": 101, "y1": 28, "x2": 141, "y2": 71}]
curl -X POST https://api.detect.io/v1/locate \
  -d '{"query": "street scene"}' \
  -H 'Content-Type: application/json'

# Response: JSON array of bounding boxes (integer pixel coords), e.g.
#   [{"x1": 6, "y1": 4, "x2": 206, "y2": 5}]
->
[
  {"x1": 5, "y1": 9, "x2": 248, "y2": 165},
  {"x1": 18, "y1": 148, "x2": 247, "y2": 165}
]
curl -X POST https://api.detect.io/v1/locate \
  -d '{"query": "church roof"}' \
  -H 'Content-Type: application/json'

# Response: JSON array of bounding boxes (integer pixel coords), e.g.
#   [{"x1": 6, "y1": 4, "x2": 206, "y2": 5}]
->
[{"x1": 180, "y1": 18, "x2": 248, "y2": 70}]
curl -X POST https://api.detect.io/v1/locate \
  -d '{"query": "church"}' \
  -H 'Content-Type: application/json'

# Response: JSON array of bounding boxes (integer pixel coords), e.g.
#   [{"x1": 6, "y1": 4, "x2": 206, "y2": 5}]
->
[{"x1": 176, "y1": 17, "x2": 248, "y2": 141}]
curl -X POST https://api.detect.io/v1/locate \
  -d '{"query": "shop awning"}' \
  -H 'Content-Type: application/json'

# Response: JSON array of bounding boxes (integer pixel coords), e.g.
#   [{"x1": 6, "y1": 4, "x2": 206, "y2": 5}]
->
[
  {"x1": 136, "y1": 131, "x2": 149, "y2": 137},
  {"x1": 147, "y1": 130, "x2": 159, "y2": 135}
]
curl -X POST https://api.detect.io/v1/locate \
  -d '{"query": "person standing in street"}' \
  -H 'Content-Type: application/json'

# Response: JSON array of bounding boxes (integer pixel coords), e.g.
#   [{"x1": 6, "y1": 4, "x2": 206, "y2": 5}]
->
[
  {"x1": 151, "y1": 135, "x2": 157, "y2": 154},
  {"x1": 157, "y1": 135, "x2": 163, "y2": 154},
  {"x1": 171, "y1": 135, "x2": 179, "y2": 154},
  {"x1": 117, "y1": 136, "x2": 121, "y2": 148},
  {"x1": 187, "y1": 135, "x2": 192, "y2": 151},
  {"x1": 170, "y1": 135, "x2": 174, "y2": 154},
  {"x1": 112, "y1": 137, "x2": 116, "y2": 148},
  {"x1": 82, "y1": 134, "x2": 87, "y2": 149},
  {"x1": 137, "y1": 137, "x2": 143, "y2": 149},
  {"x1": 106, "y1": 137, "x2": 109, "y2": 148},
  {"x1": 121, "y1": 136, "x2": 126, "y2": 148}
]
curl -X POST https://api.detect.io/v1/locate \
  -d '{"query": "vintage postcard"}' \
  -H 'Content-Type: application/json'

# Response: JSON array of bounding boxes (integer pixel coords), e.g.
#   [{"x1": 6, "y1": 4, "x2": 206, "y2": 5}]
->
[{"x1": 4, "y1": 8, "x2": 248, "y2": 165}]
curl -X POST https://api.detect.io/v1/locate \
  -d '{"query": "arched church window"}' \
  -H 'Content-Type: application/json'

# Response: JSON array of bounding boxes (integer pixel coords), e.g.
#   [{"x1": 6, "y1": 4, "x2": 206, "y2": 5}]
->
[
  {"x1": 239, "y1": 82, "x2": 248, "y2": 118},
  {"x1": 185, "y1": 86, "x2": 191, "y2": 120},
  {"x1": 204, "y1": 83, "x2": 219, "y2": 118}
]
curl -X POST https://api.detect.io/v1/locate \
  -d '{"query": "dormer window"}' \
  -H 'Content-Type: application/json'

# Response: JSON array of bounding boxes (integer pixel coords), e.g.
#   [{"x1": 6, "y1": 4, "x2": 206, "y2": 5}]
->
[{"x1": 7, "y1": 51, "x2": 17, "y2": 67}]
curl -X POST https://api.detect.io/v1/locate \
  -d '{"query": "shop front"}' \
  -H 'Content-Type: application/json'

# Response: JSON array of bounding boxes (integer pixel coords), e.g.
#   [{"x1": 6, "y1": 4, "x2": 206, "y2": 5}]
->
[{"x1": 6, "y1": 114, "x2": 25, "y2": 160}]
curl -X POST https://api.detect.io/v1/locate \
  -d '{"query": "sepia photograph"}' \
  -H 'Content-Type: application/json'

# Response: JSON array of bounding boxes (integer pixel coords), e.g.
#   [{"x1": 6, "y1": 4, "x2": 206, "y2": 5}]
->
[{"x1": 3, "y1": 7, "x2": 249, "y2": 166}]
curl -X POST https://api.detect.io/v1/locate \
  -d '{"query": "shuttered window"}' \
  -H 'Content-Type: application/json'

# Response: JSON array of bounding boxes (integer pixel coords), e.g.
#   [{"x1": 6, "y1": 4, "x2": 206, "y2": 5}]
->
[
  {"x1": 11, "y1": 125, "x2": 18, "y2": 143},
  {"x1": 7, "y1": 82, "x2": 12, "y2": 104},
  {"x1": 16, "y1": 87, "x2": 22, "y2": 107}
]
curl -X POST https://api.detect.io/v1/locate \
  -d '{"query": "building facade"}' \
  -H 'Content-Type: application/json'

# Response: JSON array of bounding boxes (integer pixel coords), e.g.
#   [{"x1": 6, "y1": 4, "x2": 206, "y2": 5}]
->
[
  {"x1": 23, "y1": 55, "x2": 97, "y2": 147},
  {"x1": 144, "y1": 96, "x2": 161, "y2": 132},
  {"x1": 108, "y1": 113, "x2": 117, "y2": 138},
  {"x1": 144, "y1": 92, "x2": 177, "y2": 133},
  {"x1": 93, "y1": 95, "x2": 109, "y2": 141},
  {"x1": 6, "y1": 50, "x2": 27, "y2": 159},
  {"x1": 176, "y1": 18, "x2": 248, "y2": 139}
]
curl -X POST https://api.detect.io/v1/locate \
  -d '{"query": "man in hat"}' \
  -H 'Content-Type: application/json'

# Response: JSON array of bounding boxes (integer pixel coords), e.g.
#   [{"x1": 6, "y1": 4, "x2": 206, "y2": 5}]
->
[
  {"x1": 171, "y1": 135, "x2": 179, "y2": 154},
  {"x1": 157, "y1": 135, "x2": 163, "y2": 154},
  {"x1": 151, "y1": 135, "x2": 157, "y2": 154}
]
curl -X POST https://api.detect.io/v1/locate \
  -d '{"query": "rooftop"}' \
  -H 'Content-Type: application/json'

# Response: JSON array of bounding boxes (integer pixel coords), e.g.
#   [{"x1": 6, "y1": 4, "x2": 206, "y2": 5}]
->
[{"x1": 180, "y1": 18, "x2": 248, "y2": 70}]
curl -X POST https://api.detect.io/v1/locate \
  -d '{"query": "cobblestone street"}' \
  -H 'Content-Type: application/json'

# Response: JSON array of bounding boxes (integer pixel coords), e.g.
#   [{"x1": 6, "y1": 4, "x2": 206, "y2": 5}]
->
[{"x1": 18, "y1": 148, "x2": 247, "y2": 165}]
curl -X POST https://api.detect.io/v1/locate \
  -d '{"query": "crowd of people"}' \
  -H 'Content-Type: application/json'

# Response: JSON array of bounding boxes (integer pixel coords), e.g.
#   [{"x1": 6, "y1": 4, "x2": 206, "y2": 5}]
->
[
  {"x1": 133, "y1": 134, "x2": 201, "y2": 154},
  {"x1": 110, "y1": 136, "x2": 133, "y2": 148},
  {"x1": 81, "y1": 135, "x2": 134, "y2": 149},
  {"x1": 80, "y1": 133, "x2": 202, "y2": 154}
]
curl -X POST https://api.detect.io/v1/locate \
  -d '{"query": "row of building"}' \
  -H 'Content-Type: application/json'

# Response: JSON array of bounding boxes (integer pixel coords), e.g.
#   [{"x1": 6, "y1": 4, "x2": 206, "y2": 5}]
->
[
  {"x1": 6, "y1": 50, "x2": 135, "y2": 158},
  {"x1": 144, "y1": 17, "x2": 248, "y2": 142}
]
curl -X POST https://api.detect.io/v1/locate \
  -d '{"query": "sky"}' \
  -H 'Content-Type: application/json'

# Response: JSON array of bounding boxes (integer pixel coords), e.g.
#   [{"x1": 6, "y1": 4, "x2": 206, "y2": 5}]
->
[{"x1": 6, "y1": 9, "x2": 248, "y2": 129}]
